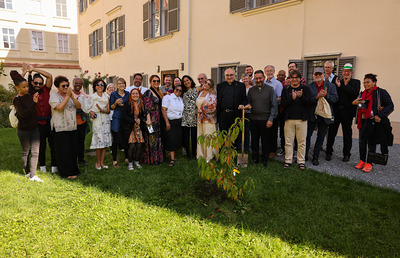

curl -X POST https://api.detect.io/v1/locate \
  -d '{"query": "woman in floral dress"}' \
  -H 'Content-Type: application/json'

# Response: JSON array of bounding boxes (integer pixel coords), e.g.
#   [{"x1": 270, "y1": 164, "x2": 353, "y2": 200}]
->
[
  {"x1": 181, "y1": 75, "x2": 198, "y2": 160},
  {"x1": 86, "y1": 79, "x2": 112, "y2": 170},
  {"x1": 142, "y1": 75, "x2": 164, "y2": 165}
]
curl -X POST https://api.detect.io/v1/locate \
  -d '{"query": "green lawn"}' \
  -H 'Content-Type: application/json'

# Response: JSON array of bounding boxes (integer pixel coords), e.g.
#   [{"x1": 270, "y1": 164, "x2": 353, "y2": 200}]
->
[{"x1": 1, "y1": 127, "x2": 399, "y2": 257}]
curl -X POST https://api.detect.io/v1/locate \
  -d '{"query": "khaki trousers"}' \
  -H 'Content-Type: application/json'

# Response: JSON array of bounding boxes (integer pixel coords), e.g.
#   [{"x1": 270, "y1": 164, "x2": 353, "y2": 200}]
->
[
  {"x1": 284, "y1": 119, "x2": 307, "y2": 164},
  {"x1": 197, "y1": 122, "x2": 217, "y2": 160}
]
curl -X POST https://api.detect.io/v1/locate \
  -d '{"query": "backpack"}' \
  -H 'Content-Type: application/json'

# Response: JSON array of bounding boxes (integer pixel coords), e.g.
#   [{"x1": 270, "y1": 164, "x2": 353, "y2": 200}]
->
[{"x1": 9, "y1": 105, "x2": 18, "y2": 128}]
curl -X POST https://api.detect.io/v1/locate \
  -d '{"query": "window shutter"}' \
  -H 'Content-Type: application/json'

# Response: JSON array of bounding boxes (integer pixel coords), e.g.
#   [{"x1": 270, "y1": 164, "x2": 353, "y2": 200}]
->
[
  {"x1": 118, "y1": 15, "x2": 125, "y2": 48},
  {"x1": 256, "y1": 0, "x2": 268, "y2": 7},
  {"x1": 98, "y1": 28, "x2": 103, "y2": 54},
  {"x1": 338, "y1": 56, "x2": 356, "y2": 78},
  {"x1": 89, "y1": 33, "x2": 93, "y2": 57},
  {"x1": 211, "y1": 67, "x2": 218, "y2": 85},
  {"x1": 106, "y1": 23, "x2": 110, "y2": 51},
  {"x1": 237, "y1": 64, "x2": 247, "y2": 81},
  {"x1": 142, "y1": 74, "x2": 149, "y2": 87},
  {"x1": 230, "y1": 0, "x2": 246, "y2": 13},
  {"x1": 130, "y1": 75, "x2": 134, "y2": 86},
  {"x1": 143, "y1": 1, "x2": 149, "y2": 40},
  {"x1": 289, "y1": 59, "x2": 307, "y2": 81},
  {"x1": 168, "y1": 0, "x2": 179, "y2": 33}
]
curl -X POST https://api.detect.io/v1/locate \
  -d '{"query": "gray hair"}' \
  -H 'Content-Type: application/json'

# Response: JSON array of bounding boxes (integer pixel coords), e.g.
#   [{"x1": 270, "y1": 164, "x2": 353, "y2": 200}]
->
[
  {"x1": 264, "y1": 65, "x2": 275, "y2": 71},
  {"x1": 324, "y1": 61, "x2": 335, "y2": 68}
]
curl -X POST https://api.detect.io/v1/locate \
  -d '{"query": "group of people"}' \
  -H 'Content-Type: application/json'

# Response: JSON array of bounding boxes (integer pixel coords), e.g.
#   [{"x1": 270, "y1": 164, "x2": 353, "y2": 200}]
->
[{"x1": 11, "y1": 60, "x2": 394, "y2": 182}]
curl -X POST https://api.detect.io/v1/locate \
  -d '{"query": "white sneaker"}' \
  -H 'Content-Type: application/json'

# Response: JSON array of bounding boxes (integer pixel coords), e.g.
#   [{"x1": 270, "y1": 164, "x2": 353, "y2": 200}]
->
[
  {"x1": 51, "y1": 166, "x2": 57, "y2": 173},
  {"x1": 40, "y1": 166, "x2": 46, "y2": 173},
  {"x1": 128, "y1": 163, "x2": 134, "y2": 170},
  {"x1": 134, "y1": 161, "x2": 142, "y2": 168},
  {"x1": 29, "y1": 175, "x2": 44, "y2": 182}
]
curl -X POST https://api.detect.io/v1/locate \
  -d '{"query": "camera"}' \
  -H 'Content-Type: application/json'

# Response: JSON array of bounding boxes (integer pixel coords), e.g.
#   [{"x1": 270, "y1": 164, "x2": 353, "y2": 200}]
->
[{"x1": 358, "y1": 99, "x2": 369, "y2": 109}]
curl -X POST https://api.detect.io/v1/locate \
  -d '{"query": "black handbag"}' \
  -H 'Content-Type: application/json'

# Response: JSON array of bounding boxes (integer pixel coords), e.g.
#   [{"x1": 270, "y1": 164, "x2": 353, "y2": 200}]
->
[{"x1": 367, "y1": 152, "x2": 388, "y2": 165}]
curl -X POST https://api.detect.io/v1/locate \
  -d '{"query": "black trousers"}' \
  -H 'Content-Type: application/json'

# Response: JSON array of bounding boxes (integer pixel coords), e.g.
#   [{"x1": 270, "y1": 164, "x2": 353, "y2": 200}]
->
[
  {"x1": 76, "y1": 122, "x2": 87, "y2": 162},
  {"x1": 53, "y1": 130, "x2": 80, "y2": 177},
  {"x1": 306, "y1": 116, "x2": 329, "y2": 159},
  {"x1": 182, "y1": 126, "x2": 197, "y2": 158},
  {"x1": 250, "y1": 119, "x2": 270, "y2": 163},
  {"x1": 270, "y1": 117, "x2": 279, "y2": 153},
  {"x1": 38, "y1": 122, "x2": 56, "y2": 167},
  {"x1": 218, "y1": 110, "x2": 240, "y2": 148},
  {"x1": 326, "y1": 108, "x2": 354, "y2": 157},
  {"x1": 359, "y1": 119, "x2": 388, "y2": 162}
]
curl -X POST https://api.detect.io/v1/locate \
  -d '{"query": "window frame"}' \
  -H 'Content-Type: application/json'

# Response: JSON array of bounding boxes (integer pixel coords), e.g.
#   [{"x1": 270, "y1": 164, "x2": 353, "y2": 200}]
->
[
  {"x1": 79, "y1": 0, "x2": 87, "y2": 14},
  {"x1": 230, "y1": 0, "x2": 288, "y2": 13},
  {"x1": 56, "y1": 0, "x2": 67, "y2": 17},
  {"x1": 89, "y1": 28, "x2": 103, "y2": 57},
  {"x1": 0, "y1": 0, "x2": 12, "y2": 10},
  {"x1": 106, "y1": 15, "x2": 124, "y2": 52},
  {"x1": 57, "y1": 33, "x2": 69, "y2": 53},
  {"x1": 29, "y1": 0, "x2": 42, "y2": 15},
  {"x1": 2, "y1": 27, "x2": 16, "y2": 50},
  {"x1": 31, "y1": 30, "x2": 45, "y2": 52}
]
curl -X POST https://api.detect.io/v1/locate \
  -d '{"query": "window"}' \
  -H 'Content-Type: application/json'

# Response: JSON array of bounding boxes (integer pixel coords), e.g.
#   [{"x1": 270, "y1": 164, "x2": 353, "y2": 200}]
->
[
  {"x1": 289, "y1": 57, "x2": 356, "y2": 84},
  {"x1": 106, "y1": 15, "x2": 124, "y2": 51},
  {"x1": 2, "y1": 28, "x2": 16, "y2": 49},
  {"x1": 89, "y1": 28, "x2": 103, "y2": 57},
  {"x1": 57, "y1": 33, "x2": 69, "y2": 53},
  {"x1": 89, "y1": 0, "x2": 95, "y2": 3},
  {"x1": 79, "y1": 0, "x2": 87, "y2": 13},
  {"x1": 0, "y1": 0, "x2": 12, "y2": 10},
  {"x1": 143, "y1": 0, "x2": 179, "y2": 40},
  {"x1": 31, "y1": 31, "x2": 44, "y2": 51},
  {"x1": 56, "y1": 0, "x2": 67, "y2": 17},
  {"x1": 230, "y1": 0, "x2": 286, "y2": 13},
  {"x1": 211, "y1": 63, "x2": 247, "y2": 84},
  {"x1": 30, "y1": 0, "x2": 41, "y2": 14}
]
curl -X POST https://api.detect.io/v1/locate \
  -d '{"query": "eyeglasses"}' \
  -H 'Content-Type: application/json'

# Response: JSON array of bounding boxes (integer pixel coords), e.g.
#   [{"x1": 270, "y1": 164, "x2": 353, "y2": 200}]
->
[
  {"x1": 152, "y1": 80, "x2": 160, "y2": 83},
  {"x1": 97, "y1": 83, "x2": 105, "y2": 86},
  {"x1": 60, "y1": 84, "x2": 69, "y2": 88},
  {"x1": 225, "y1": 74, "x2": 234, "y2": 77},
  {"x1": 33, "y1": 82, "x2": 44, "y2": 86},
  {"x1": 290, "y1": 77, "x2": 299, "y2": 79},
  {"x1": 175, "y1": 89, "x2": 182, "y2": 92},
  {"x1": 197, "y1": 78, "x2": 205, "y2": 81}
]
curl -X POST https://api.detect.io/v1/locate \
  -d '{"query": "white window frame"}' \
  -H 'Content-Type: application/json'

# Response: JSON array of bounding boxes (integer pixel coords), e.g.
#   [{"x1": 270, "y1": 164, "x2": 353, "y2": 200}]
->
[
  {"x1": 93, "y1": 29, "x2": 99, "y2": 56},
  {"x1": 0, "y1": 0, "x2": 12, "y2": 10},
  {"x1": 56, "y1": 0, "x2": 67, "y2": 17},
  {"x1": 31, "y1": 30, "x2": 45, "y2": 51},
  {"x1": 30, "y1": 0, "x2": 42, "y2": 15},
  {"x1": 150, "y1": 0, "x2": 168, "y2": 38},
  {"x1": 2, "y1": 27, "x2": 16, "y2": 49},
  {"x1": 109, "y1": 19, "x2": 118, "y2": 51},
  {"x1": 57, "y1": 33, "x2": 69, "y2": 53}
]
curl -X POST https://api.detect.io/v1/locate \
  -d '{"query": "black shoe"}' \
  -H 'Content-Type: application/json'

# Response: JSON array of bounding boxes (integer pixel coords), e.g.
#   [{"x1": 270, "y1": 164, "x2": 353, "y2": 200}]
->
[
  {"x1": 325, "y1": 154, "x2": 332, "y2": 161},
  {"x1": 342, "y1": 156, "x2": 350, "y2": 162},
  {"x1": 252, "y1": 159, "x2": 259, "y2": 164},
  {"x1": 78, "y1": 160, "x2": 88, "y2": 166},
  {"x1": 262, "y1": 161, "x2": 268, "y2": 167},
  {"x1": 312, "y1": 158, "x2": 319, "y2": 166},
  {"x1": 305, "y1": 156, "x2": 309, "y2": 161}
]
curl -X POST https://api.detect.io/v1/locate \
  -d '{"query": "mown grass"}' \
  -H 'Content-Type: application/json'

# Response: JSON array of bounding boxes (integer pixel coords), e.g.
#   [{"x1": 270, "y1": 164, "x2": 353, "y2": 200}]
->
[{"x1": 1, "y1": 127, "x2": 399, "y2": 257}]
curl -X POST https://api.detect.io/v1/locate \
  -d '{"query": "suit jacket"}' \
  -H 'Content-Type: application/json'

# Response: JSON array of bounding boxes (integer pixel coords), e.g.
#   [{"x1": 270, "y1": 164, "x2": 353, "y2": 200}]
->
[
  {"x1": 216, "y1": 80, "x2": 247, "y2": 121},
  {"x1": 307, "y1": 81, "x2": 338, "y2": 122}
]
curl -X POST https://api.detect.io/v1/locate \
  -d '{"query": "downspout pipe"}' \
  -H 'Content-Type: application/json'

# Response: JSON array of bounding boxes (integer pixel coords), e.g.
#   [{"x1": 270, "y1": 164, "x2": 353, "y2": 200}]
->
[{"x1": 187, "y1": 0, "x2": 191, "y2": 75}]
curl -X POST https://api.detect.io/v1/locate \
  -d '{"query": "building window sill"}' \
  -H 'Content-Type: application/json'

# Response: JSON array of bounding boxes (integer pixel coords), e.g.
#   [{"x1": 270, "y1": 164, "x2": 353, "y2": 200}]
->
[
  {"x1": 146, "y1": 33, "x2": 173, "y2": 44},
  {"x1": 241, "y1": 0, "x2": 303, "y2": 17}
]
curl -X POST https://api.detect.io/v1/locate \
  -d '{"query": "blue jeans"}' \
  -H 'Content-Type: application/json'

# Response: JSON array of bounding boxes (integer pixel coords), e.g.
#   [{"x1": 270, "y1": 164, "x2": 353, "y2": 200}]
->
[{"x1": 17, "y1": 128, "x2": 40, "y2": 177}]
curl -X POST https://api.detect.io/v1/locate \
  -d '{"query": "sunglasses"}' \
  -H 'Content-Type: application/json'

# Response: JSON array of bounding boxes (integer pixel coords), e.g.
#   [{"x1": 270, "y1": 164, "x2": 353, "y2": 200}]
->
[
  {"x1": 60, "y1": 84, "x2": 69, "y2": 88},
  {"x1": 97, "y1": 83, "x2": 105, "y2": 86},
  {"x1": 33, "y1": 82, "x2": 44, "y2": 86},
  {"x1": 152, "y1": 80, "x2": 160, "y2": 83},
  {"x1": 175, "y1": 89, "x2": 182, "y2": 92}
]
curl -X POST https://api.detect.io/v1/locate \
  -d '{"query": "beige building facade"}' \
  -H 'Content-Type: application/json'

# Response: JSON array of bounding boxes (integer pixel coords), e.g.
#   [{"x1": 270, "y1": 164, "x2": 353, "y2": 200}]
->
[
  {"x1": 78, "y1": 0, "x2": 400, "y2": 137},
  {"x1": 0, "y1": 0, "x2": 80, "y2": 88}
]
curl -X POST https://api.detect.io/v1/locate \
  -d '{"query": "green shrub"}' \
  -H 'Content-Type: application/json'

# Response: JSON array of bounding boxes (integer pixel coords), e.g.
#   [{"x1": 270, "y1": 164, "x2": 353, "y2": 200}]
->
[
  {"x1": 0, "y1": 104, "x2": 11, "y2": 128},
  {"x1": 0, "y1": 84, "x2": 17, "y2": 103}
]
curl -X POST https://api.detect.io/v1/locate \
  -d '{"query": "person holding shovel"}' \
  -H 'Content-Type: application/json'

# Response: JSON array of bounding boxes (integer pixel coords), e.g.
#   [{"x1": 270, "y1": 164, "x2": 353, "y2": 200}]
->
[{"x1": 245, "y1": 70, "x2": 278, "y2": 167}]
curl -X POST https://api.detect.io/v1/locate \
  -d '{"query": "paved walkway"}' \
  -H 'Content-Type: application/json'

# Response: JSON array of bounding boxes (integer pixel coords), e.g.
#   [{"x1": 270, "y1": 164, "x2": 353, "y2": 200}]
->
[{"x1": 274, "y1": 135, "x2": 400, "y2": 192}]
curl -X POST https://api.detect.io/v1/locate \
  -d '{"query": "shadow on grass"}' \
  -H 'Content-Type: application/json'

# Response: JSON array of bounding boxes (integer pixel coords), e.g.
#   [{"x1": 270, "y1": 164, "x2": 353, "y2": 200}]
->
[{"x1": 1, "y1": 127, "x2": 399, "y2": 257}]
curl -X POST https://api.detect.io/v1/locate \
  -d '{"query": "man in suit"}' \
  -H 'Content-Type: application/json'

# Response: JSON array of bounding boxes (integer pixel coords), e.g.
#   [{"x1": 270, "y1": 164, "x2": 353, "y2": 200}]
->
[
  {"x1": 216, "y1": 68, "x2": 247, "y2": 136},
  {"x1": 325, "y1": 63, "x2": 360, "y2": 162},
  {"x1": 306, "y1": 68, "x2": 338, "y2": 165}
]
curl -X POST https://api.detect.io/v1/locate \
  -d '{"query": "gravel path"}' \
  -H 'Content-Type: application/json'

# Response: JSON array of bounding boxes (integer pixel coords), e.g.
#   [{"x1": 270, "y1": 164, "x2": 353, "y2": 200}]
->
[{"x1": 274, "y1": 135, "x2": 400, "y2": 192}]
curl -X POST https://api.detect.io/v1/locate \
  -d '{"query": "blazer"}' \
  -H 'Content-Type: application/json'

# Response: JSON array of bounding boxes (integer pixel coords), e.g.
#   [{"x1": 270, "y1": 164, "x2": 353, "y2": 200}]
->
[
  {"x1": 307, "y1": 81, "x2": 338, "y2": 122},
  {"x1": 216, "y1": 80, "x2": 247, "y2": 121}
]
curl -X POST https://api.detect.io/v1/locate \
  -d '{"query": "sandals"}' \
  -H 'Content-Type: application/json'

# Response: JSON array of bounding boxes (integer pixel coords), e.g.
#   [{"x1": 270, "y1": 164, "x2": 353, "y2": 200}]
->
[
  {"x1": 283, "y1": 163, "x2": 291, "y2": 169},
  {"x1": 169, "y1": 160, "x2": 175, "y2": 167},
  {"x1": 298, "y1": 163, "x2": 306, "y2": 170},
  {"x1": 113, "y1": 163, "x2": 120, "y2": 169}
]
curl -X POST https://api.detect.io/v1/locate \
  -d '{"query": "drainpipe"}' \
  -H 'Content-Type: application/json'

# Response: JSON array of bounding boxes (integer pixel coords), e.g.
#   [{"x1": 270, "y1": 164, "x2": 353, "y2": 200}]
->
[{"x1": 187, "y1": 0, "x2": 191, "y2": 75}]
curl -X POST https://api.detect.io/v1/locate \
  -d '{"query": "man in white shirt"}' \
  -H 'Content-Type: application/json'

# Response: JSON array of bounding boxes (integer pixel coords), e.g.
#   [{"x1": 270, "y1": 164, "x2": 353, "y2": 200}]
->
[{"x1": 126, "y1": 73, "x2": 148, "y2": 95}]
